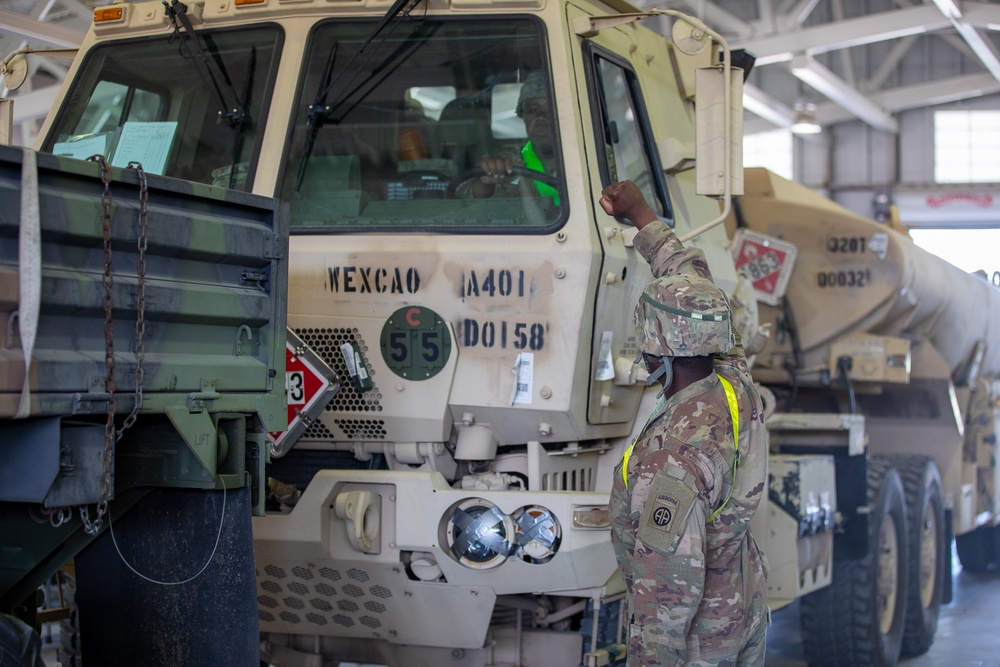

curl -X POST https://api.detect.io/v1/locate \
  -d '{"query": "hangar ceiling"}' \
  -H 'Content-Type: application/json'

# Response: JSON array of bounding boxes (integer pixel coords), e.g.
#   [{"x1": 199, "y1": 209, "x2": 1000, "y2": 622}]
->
[
  {"x1": 659, "y1": 0, "x2": 1000, "y2": 135},
  {"x1": 1, "y1": 0, "x2": 999, "y2": 143}
]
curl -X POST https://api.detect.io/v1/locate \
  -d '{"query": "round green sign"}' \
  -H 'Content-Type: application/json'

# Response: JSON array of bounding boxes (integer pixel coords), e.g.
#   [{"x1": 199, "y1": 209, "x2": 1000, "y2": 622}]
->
[{"x1": 380, "y1": 306, "x2": 452, "y2": 380}]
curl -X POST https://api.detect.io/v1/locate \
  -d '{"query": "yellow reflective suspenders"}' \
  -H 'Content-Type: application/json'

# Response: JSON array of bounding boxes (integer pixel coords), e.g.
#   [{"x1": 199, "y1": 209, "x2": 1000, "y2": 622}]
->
[
  {"x1": 707, "y1": 375, "x2": 740, "y2": 522},
  {"x1": 621, "y1": 374, "x2": 740, "y2": 523}
]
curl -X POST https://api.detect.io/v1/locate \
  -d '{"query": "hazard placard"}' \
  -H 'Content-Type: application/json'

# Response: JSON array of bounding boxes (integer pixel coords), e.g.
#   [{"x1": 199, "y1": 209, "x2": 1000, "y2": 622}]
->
[
  {"x1": 731, "y1": 229, "x2": 798, "y2": 306},
  {"x1": 267, "y1": 329, "x2": 339, "y2": 457}
]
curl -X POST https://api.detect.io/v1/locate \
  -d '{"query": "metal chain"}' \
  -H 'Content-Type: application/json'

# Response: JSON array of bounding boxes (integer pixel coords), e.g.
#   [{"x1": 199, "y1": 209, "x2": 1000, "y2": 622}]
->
[
  {"x1": 82, "y1": 154, "x2": 117, "y2": 536},
  {"x1": 117, "y1": 162, "x2": 148, "y2": 440},
  {"x1": 48, "y1": 506, "x2": 72, "y2": 528}
]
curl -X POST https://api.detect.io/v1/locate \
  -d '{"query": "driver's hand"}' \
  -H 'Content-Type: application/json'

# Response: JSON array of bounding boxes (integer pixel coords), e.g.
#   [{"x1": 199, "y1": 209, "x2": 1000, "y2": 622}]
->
[{"x1": 478, "y1": 154, "x2": 516, "y2": 185}]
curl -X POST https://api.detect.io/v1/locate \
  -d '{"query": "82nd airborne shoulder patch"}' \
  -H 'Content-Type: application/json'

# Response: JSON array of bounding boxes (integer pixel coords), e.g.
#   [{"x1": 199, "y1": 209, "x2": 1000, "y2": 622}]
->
[{"x1": 637, "y1": 469, "x2": 697, "y2": 555}]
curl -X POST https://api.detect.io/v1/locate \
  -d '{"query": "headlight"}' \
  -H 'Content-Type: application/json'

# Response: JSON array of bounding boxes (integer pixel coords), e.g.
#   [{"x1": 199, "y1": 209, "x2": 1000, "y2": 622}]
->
[
  {"x1": 443, "y1": 498, "x2": 515, "y2": 570},
  {"x1": 512, "y1": 505, "x2": 561, "y2": 564}
]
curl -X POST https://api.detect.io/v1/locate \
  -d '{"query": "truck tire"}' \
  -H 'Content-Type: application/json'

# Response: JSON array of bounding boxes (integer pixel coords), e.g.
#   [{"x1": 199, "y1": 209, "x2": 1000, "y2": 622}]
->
[
  {"x1": 887, "y1": 455, "x2": 944, "y2": 657},
  {"x1": 56, "y1": 573, "x2": 81, "y2": 667},
  {"x1": 800, "y1": 457, "x2": 908, "y2": 667},
  {"x1": 0, "y1": 613, "x2": 45, "y2": 667},
  {"x1": 955, "y1": 525, "x2": 996, "y2": 572}
]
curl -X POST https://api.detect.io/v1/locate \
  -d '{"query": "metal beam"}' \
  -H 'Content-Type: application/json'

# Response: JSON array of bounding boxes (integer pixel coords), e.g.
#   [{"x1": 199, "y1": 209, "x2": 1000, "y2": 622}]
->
[
  {"x1": 743, "y1": 83, "x2": 796, "y2": 127},
  {"x1": 737, "y1": 5, "x2": 950, "y2": 65},
  {"x1": 953, "y1": 23, "x2": 1000, "y2": 81},
  {"x1": 791, "y1": 53, "x2": 899, "y2": 132},
  {"x1": 0, "y1": 10, "x2": 84, "y2": 48},
  {"x1": 831, "y1": 0, "x2": 857, "y2": 88},
  {"x1": 674, "y1": 0, "x2": 754, "y2": 38},
  {"x1": 745, "y1": 72, "x2": 1000, "y2": 133},
  {"x1": 865, "y1": 35, "x2": 918, "y2": 91},
  {"x1": 931, "y1": 0, "x2": 1000, "y2": 82},
  {"x1": 789, "y1": 0, "x2": 822, "y2": 26},
  {"x1": 815, "y1": 73, "x2": 1000, "y2": 125},
  {"x1": 757, "y1": 0, "x2": 775, "y2": 32},
  {"x1": 30, "y1": 0, "x2": 59, "y2": 21},
  {"x1": 963, "y1": 2, "x2": 1000, "y2": 31},
  {"x1": 51, "y1": 0, "x2": 97, "y2": 22}
]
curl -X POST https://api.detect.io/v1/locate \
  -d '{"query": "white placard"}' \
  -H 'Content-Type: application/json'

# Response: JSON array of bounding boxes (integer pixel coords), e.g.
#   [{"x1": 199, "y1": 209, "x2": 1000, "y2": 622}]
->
[
  {"x1": 509, "y1": 352, "x2": 534, "y2": 405},
  {"x1": 53, "y1": 135, "x2": 108, "y2": 161},
  {"x1": 595, "y1": 331, "x2": 615, "y2": 381},
  {"x1": 111, "y1": 121, "x2": 177, "y2": 175}
]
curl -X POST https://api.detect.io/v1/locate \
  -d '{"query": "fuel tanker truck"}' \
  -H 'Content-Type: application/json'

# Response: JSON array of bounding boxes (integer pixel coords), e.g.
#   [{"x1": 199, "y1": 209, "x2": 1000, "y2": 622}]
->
[
  {"x1": 6, "y1": 0, "x2": 999, "y2": 662},
  {"x1": 728, "y1": 167, "x2": 1000, "y2": 667}
]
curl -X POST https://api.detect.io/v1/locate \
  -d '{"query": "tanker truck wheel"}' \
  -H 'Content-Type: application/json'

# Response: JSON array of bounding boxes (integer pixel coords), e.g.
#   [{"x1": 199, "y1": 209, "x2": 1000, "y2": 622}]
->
[
  {"x1": 886, "y1": 455, "x2": 944, "y2": 657},
  {"x1": 800, "y1": 457, "x2": 908, "y2": 667}
]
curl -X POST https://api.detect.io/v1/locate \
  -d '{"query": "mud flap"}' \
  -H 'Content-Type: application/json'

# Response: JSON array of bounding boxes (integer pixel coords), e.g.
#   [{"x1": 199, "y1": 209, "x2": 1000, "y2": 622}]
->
[{"x1": 75, "y1": 486, "x2": 258, "y2": 666}]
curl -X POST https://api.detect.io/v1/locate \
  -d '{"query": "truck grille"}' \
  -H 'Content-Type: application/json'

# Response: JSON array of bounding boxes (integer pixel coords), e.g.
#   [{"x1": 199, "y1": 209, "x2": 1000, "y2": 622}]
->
[
  {"x1": 294, "y1": 327, "x2": 382, "y2": 413},
  {"x1": 256, "y1": 563, "x2": 393, "y2": 631}
]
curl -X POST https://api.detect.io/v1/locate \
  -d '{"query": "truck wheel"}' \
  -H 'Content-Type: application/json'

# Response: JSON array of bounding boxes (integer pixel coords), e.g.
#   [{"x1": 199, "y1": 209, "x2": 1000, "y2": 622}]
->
[
  {"x1": 800, "y1": 457, "x2": 908, "y2": 667},
  {"x1": 888, "y1": 455, "x2": 944, "y2": 657},
  {"x1": 0, "y1": 614, "x2": 45, "y2": 667},
  {"x1": 56, "y1": 573, "x2": 81, "y2": 667},
  {"x1": 955, "y1": 525, "x2": 996, "y2": 572}
]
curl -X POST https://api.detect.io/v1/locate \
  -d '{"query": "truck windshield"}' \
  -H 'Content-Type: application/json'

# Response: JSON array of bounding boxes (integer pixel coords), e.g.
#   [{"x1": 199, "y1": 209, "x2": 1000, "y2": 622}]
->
[
  {"x1": 282, "y1": 17, "x2": 564, "y2": 233},
  {"x1": 42, "y1": 26, "x2": 281, "y2": 190}
]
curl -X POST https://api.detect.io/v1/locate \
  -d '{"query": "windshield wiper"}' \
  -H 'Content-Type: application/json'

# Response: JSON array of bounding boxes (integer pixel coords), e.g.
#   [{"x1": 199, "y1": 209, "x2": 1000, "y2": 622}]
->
[
  {"x1": 294, "y1": 0, "x2": 423, "y2": 190},
  {"x1": 295, "y1": 41, "x2": 338, "y2": 190},
  {"x1": 226, "y1": 45, "x2": 256, "y2": 189},
  {"x1": 164, "y1": 0, "x2": 246, "y2": 128},
  {"x1": 326, "y1": 22, "x2": 438, "y2": 124}
]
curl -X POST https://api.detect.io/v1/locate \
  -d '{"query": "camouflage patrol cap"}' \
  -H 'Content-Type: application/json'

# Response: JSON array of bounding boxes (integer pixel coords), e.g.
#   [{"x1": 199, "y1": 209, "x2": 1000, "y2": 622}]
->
[{"x1": 634, "y1": 274, "x2": 734, "y2": 357}]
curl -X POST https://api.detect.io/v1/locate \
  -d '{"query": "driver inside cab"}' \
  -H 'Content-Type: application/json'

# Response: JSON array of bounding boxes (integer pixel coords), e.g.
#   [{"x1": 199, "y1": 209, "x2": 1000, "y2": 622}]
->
[{"x1": 458, "y1": 70, "x2": 560, "y2": 203}]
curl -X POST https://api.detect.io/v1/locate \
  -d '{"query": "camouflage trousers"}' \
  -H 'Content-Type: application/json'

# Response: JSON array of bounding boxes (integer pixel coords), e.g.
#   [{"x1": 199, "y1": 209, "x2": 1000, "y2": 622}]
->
[{"x1": 625, "y1": 609, "x2": 767, "y2": 666}]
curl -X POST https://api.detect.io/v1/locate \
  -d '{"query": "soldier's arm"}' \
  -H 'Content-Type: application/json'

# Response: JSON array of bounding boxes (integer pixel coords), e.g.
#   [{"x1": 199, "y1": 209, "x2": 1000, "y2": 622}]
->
[
  {"x1": 628, "y1": 491, "x2": 708, "y2": 666},
  {"x1": 626, "y1": 446, "x2": 721, "y2": 664},
  {"x1": 633, "y1": 219, "x2": 714, "y2": 281},
  {"x1": 599, "y1": 180, "x2": 713, "y2": 280}
]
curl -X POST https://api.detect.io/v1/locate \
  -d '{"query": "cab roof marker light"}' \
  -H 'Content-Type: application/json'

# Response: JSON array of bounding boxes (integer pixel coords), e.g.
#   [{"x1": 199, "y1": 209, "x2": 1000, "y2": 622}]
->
[
  {"x1": 234, "y1": 0, "x2": 267, "y2": 6},
  {"x1": 94, "y1": 6, "x2": 126, "y2": 23}
]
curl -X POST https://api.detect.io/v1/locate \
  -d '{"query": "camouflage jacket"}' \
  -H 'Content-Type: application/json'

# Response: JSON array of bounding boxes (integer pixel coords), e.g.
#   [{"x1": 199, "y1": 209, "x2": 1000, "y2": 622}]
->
[{"x1": 609, "y1": 220, "x2": 769, "y2": 666}]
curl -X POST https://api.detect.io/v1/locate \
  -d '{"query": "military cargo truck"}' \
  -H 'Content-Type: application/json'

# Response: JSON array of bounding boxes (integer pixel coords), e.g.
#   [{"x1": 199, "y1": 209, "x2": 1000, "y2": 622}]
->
[
  {"x1": 0, "y1": 144, "x2": 288, "y2": 663},
  {"x1": 16, "y1": 0, "x2": 1000, "y2": 665},
  {"x1": 19, "y1": 0, "x2": 752, "y2": 664}
]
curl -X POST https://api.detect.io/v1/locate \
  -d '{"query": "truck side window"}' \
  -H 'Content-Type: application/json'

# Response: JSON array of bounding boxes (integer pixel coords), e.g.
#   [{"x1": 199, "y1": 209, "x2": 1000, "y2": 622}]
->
[{"x1": 590, "y1": 52, "x2": 671, "y2": 223}]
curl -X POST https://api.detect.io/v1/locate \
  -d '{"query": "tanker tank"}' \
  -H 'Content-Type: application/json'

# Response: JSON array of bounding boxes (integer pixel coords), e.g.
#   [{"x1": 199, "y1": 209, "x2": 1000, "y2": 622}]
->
[
  {"x1": 729, "y1": 168, "x2": 1000, "y2": 589},
  {"x1": 730, "y1": 167, "x2": 1000, "y2": 386}
]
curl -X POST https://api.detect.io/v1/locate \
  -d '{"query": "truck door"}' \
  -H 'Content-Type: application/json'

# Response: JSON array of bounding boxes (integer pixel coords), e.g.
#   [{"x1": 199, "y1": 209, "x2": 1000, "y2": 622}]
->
[{"x1": 565, "y1": 3, "x2": 674, "y2": 426}]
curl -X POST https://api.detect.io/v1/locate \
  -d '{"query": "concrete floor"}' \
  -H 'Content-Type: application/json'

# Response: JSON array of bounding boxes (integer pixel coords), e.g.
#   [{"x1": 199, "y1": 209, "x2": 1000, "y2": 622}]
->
[{"x1": 40, "y1": 546, "x2": 1000, "y2": 666}]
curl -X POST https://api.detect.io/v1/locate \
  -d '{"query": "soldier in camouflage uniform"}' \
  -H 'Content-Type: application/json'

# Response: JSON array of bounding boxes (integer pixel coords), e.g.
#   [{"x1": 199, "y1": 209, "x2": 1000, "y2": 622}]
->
[{"x1": 600, "y1": 180, "x2": 769, "y2": 666}]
